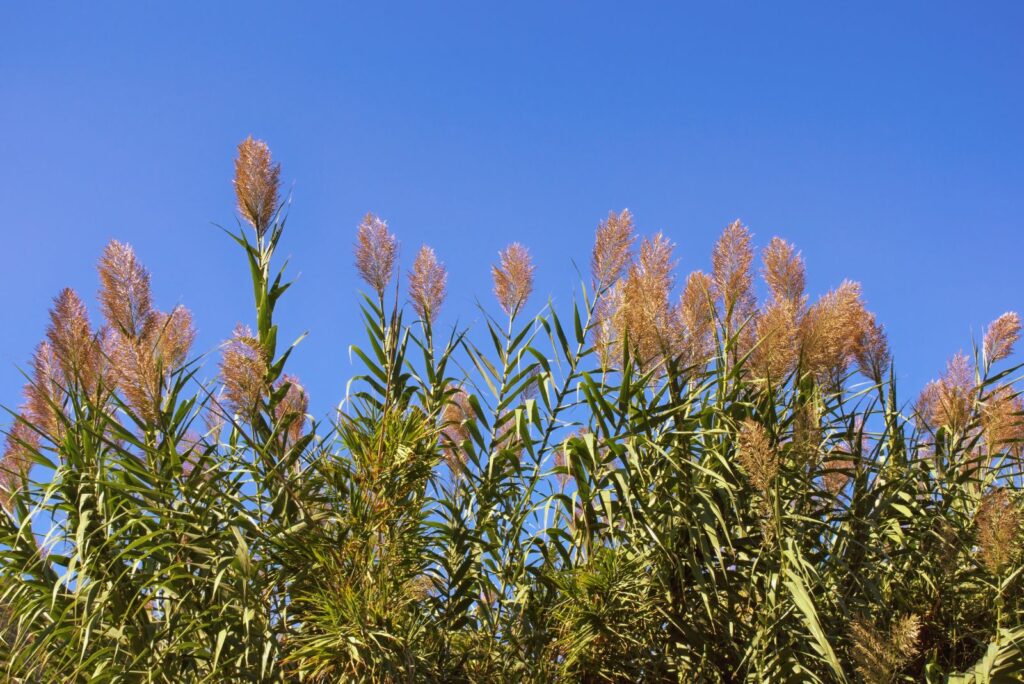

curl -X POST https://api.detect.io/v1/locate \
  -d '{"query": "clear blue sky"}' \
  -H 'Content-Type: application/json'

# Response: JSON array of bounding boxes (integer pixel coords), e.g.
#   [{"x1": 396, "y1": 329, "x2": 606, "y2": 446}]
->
[{"x1": 2, "y1": 3, "x2": 1022, "y2": 419}]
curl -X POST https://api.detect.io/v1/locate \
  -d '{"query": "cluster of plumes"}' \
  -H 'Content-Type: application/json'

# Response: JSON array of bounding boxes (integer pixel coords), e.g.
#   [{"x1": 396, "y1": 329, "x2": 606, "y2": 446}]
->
[
  {"x1": 409, "y1": 246, "x2": 447, "y2": 324},
  {"x1": 0, "y1": 418, "x2": 36, "y2": 509},
  {"x1": 1, "y1": 242, "x2": 196, "y2": 505},
  {"x1": 355, "y1": 213, "x2": 399, "y2": 299},
  {"x1": 492, "y1": 243, "x2": 535, "y2": 317},
  {"x1": 219, "y1": 325, "x2": 269, "y2": 417},
  {"x1": 915, "y1": 312, "x2": 1022, "y2": 454},
  {"x1": 736, "y1": 419, "x2": 779, "y2": 495},
  {"x1": 916, "y1": 353, "x2": 975, "y2": 436},
  {"x1": 591, "y1": 211, "x2": 714, "y2": 370},
  {"x1": 11, "y1": 293, "x2": 100, "y2": 447},
  {"x1": 848, "y1": 614, "x2": 921, "y2": 684},
  {"x1": 754, "y1": 232, "x2": 890, "y2": 386},
  {"x1": 614, "y1": 233, "x2": 678, "y2": 367},
  {"x1": 589, "y1": 214, "x2": 887, "y2": 385},
  {"x1": 440, "y1": 387, "x2": 473, "y2": 475},
  {"x1": 975, "y1": 488, "x2": 1022, "y2": 575},
  {"x1": 100, "y1": 241, "x2": 196, "y2": 423},
  {"x1": 798, "y1": 281, "x2": 887, "y2": 388},
  {"x1": 234, "y1": 136, "x2": 281, "y2": 238},
  {"x1": 351, "y1": 215, "x2": 451, "y2": 323}
]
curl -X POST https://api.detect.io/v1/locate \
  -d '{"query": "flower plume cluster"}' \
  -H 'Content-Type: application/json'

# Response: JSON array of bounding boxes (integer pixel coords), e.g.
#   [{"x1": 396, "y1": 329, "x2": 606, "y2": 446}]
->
[
  {"x1": 587, "y1": 214, "x2": 887, "y2": 385},
  {"x1": 849, "y1": 614, "x2": 921, "y2": 684},
  {"x1": 99, "y1": 241, "x2": 196, "y2": 422}
]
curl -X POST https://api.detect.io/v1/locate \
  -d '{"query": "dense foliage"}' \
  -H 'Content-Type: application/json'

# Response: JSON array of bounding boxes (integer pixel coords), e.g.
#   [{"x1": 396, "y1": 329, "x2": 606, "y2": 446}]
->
[{"x1": 0, "y1": 139, "x2": 1021, "y2": 682}]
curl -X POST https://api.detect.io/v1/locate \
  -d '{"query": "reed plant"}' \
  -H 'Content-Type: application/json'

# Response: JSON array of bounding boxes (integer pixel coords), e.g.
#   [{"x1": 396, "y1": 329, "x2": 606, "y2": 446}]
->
[{"x1": 0, "y1": 138, "x2": 1021, "y2": 682}]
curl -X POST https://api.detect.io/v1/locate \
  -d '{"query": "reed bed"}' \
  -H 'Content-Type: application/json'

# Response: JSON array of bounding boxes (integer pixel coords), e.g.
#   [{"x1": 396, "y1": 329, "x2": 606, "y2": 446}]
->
[{"x1": 0, "y1": 138, "x2": 1021, "y2": 682}]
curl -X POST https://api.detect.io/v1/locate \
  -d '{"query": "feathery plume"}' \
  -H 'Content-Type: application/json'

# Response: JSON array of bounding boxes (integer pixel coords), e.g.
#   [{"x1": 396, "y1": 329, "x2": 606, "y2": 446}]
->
[
  {"x1": 984, "y1": 312, "x2": 1021, "y2": 365},
  {"x1": 751, "y1": 299, "x2": 799, "y2": 382},
  {"x1": 97, "y1": 240, "x2": 154, "y2": 337},
  {"x1": 275, "y1": 375, "x2": 309, "y2": 447},
  {"x1": 926, "y1": 352, "x2": 975, "y2": 434},
  {"x1": 799, "y1": 280, "x2": 867, "y2": 384},
  {"x1": 591, "y1": 209, "x2": 635, "y2": 289},
  {"x1": 888, "y1": 615, "x2": 922, "y2": 664},
  {"x1": 96, "y1": 243, "x2": 190, "y2": 420},
  {"x1": 409, "y1": 245, "x2": 447, "y2": 323},
  {"x1": 107, "y1": 331, "x2": 160, "y2": 422},
  {"x1": 849, "y1": 615, "x2": 921, "y2": 684},
  {"x1": 25, "y1": 341, "x2": 63, "y2": 436},
  {"x1": 441, "y1": 388, "x2": 472, "y2": 474},
  {"x1": 750, "y1": 238, "x2": 807, "y2": 383},
  {"x1": 46, "y1": 288, "x2": 96, "y2": 388},
  {"x1": 761, "y1": 237, "x2": 805, "y2": 307},
  {"x1": 220, "y1": 325, "x2": 269, "y2": 416},
  {"x1": 354, "y1": 213, "x2": 398, "y2": 298},
  {"x1": 592, "y1": 281, "x2": 624, "y2": 368},
  {"x1": 149, "y1": 305, "x2": 196, "y2": 369},
  {"x1": 793, "y1": 400, "x2": 822, "y2": 460},
  {"x1": 677, "y1": 270, "x2": 715, "y2": 369},
  {"x1": 854, "y1": 313, "x2": 891, "y2": 385},
  {"x1": 982, "y1": 385, "x2": 1023, "y2": 455},
  {"x1": 822, "y1": 454, "x2": 853, "y2": 496},
  {"x1": 234, "y1": 136, "x2": 281, "y2": 237},
  {"x1": 0, "y1": 416, "x2": 37, "y2": 510},
  {"x1": 736, "y1": 419, "x2": 778, "y2": 494},
  {"x1": 105, "y1": 305, "x2": 195, "y2": 423},
  {"x1": 975, "y1": 488, "x2": 1021, "y2": 574},
  {"x1": 204, "y1": 408, "x2": 226, "y2": 444},
  {"x1": 616, "y1": 233, "x2": 677, "y2": 368},
  {"x1": 492, "y1": 242, "x2": 535, "y2": 317},
  {"x1": 406, "y1": 574, "x2": 435, "y2": 601},
  {"x1": 712, "y1": 220, "x2": 756, "y2": 342}
]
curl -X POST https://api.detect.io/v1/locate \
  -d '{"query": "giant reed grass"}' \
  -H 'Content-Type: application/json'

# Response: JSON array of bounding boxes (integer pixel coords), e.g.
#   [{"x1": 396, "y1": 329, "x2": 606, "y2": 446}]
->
[{"x1": 0, "y1": 139, "x2": 1022, "y2": 683}]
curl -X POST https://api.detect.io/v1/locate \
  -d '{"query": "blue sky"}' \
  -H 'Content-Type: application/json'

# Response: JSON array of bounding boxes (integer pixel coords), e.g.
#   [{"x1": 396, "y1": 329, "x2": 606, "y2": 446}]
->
[{"x1": 1, "y1": 2, "x2": 1022, "y2": 418}]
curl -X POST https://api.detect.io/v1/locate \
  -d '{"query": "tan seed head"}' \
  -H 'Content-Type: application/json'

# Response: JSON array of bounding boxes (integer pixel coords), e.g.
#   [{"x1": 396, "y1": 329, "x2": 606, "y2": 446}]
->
[
  {"x1": 492, "y1": 242, "x2": 535, "y2": 316},
  {"x1": 409, "y1": 245, "x2": 447, "y2": 323},
  {"x1": 591, "y1": 209, "x2": 635, "y2": 289},
  {"x1": 234, "y1": 136, "x2": 281, "y2": 237},
  {"x1": 984, "y1": 311, "x2": 1021, "y2": 364},
  {"x1": 355, "y1": 213, "x2": 398, "y2": 298}
]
